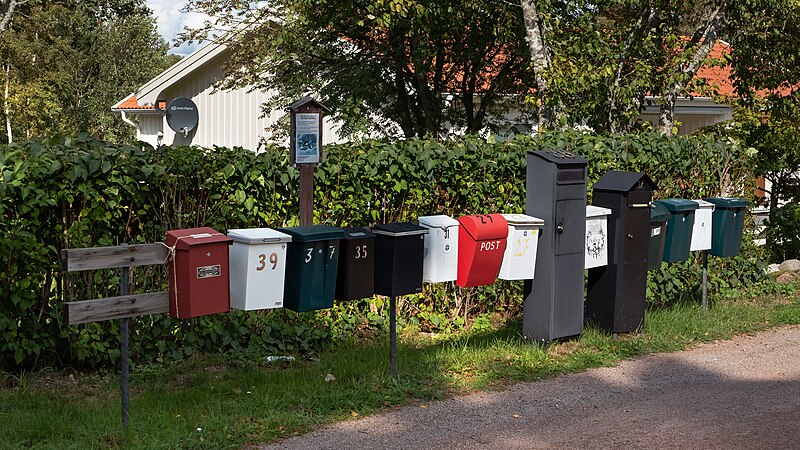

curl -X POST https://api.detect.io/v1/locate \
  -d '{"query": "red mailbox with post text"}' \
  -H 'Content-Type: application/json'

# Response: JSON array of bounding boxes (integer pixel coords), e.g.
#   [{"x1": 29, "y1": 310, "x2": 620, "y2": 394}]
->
[
  {"x1": 165, "y1": 227, "x2": 233, "y2": 318},
  {"x1": 456, "y1": 214, "x2": 509, "y2": 287}
]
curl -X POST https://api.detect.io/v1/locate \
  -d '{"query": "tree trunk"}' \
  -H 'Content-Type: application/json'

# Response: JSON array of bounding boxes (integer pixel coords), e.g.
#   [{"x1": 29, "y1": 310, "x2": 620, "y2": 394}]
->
[
  {"x1": 658, "y1": 1, "x2": 729, "y2": 135},
  {"x1": 0, "y1": 0, "x2": 21, "y2": 34},
  {"x1": 4, "y1": 63, "x2": 11, "y2": 143},
  {"x1": 520, "y1": 0, "x2": 553, "y2": 132}
]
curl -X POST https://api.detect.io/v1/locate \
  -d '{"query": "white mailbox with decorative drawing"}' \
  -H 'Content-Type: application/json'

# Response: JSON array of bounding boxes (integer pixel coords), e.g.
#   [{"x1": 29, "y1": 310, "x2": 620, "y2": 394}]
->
[
  {"x1": 227, "y1": 228, "x2": 292, "y2": 310},
  {"x1": 499, "y1": 214, "x2": 545, "y2": 280},
  {"x1": 418, "y1": 215, "x2": 459, "y2": 283},
  {"x1": 585, "y1": 205, "x2": 612, "y2": 269},
  {"x1": 689, "y1": 199, "x2": 716, "y2": 251}
]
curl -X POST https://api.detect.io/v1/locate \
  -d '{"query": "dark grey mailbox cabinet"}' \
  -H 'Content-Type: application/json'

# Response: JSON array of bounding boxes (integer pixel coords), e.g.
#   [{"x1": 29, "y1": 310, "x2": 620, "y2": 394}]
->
[
  {"x1": 336, "y1": 227, "x2": 375, "y2": 301},
  {"x1": 586, "y1": 171, "x2": 657, "y2": 334},
  {"x1": 372, "y1": 223, "x2": 428, "y2": 297},
  {"x1": 524, "y1": 150, "x2": 588, "y2": 343}
]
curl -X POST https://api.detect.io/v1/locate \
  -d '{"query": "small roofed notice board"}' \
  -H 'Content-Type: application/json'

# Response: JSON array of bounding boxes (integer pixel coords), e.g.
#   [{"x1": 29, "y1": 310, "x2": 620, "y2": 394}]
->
[{"x1": 288, "y1": 97, "x2": 330, "y2": 165}]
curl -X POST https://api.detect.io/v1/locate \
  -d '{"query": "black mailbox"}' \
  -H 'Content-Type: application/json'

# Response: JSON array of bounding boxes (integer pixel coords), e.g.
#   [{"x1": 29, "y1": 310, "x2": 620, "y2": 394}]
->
[
  {"x1": 586, "y1": 171, "x2": 657, "y2": 334},
  {"x1": 336, "y1": 227, "x2": 375, "y2": 301},
  {"x1": 372, "y1": 223, "x2": 428, "y2": 297},
  {"x1": 524, "y1": 150, "x2": 588, "y2": 343}
]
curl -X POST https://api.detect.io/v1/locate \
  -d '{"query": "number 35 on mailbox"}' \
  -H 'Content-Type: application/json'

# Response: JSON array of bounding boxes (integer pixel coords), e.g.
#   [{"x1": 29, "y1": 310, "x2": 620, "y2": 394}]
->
[
  {"x1": 227, "y1": 228, "x2": 293, "y2": 310},
  {"x1": 456, "y1": 214, "x2": 509, "y2": 287}
]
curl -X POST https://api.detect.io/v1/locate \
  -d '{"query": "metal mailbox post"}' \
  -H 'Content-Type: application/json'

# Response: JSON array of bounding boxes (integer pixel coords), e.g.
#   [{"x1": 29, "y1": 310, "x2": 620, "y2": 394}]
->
[
  {"x1": 227, "y1": 228, "x2": 292, "y2": 310},
  {"x1": 372, "y1": 222, "x2": 428, "y2": 378},
  {"x1": 456, "y1": 214, "x2": 508, "y2": 287},
  {"x1": 418, "y1": 215, "x2": 459, "y2": 283},
  {"x1": 585, "y1": 205, "x2": 613, "y2": 269},
  {"x1": 498, "y1": 213, "x2": 544, "y2": 281},
  {"x1": 690, "y1": 200, "x2": 716, "y2": 251},
  {"x1": 277, "y1": 225, "x2": 344, "y2": 312},
  {"x1": 165, "y1": 227, "x2": 233, "y2": 318},
  {"x1": 648, "y1": 202, "x2": 671, "y2": 270},
  {"x1": 524, "y1": 150, "x2": 588, "y2": 343},
  {"x1": 586, "y1": 171, "x2": 657, "y2": 333},
  {"x1": 335, "y1": 227, "x2": 375, "y2": 301}
]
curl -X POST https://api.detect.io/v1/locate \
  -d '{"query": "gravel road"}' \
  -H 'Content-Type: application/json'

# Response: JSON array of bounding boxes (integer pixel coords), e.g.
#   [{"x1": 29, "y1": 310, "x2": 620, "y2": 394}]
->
[{"x1": 259, "y1": 326, "x2": 800, "y2": 449}]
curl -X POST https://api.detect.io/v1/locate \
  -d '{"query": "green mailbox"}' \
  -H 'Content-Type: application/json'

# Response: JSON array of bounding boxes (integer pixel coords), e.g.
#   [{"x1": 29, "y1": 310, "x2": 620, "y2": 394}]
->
[
  {"x1": 278, "y1": 225, "x2": 344, "y2": 312},
  {"x1": 654, "y1": 199, "x2": 698, "y2": 263},
  {"x1": 648, "y1": 202, "x2": 671, "y2": 270},
  {"x1": 704, "y1": 197, "x2": 750, "y2": 257}
]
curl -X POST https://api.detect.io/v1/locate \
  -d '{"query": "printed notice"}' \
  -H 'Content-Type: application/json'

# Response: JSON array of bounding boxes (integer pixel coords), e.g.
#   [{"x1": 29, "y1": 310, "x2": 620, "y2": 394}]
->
[{"x1": 295, "y1": 113, "x2": 320, "y2": 164}]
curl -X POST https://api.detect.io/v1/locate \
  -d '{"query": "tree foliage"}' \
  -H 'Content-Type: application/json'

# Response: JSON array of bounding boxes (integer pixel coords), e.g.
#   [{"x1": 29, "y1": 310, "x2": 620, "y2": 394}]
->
[{"x1": 0, "y1": 0, "x2": 177, "y2": 143}]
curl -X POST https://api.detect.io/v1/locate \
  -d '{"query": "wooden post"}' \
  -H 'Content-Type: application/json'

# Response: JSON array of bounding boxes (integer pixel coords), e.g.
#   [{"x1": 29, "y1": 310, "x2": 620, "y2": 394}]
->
[{"x1": 300, "y1": 164, "x2": 314, "y2": 226}]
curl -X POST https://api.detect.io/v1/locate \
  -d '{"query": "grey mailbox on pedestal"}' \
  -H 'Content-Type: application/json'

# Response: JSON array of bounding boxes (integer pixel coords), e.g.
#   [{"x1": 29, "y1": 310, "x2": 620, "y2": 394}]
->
[
  {"x1": 524, "y1": 150, "x2": 588, "y2": 343},
  {"x1": 586, "y1": 171, "x2": 657, "y2": 334}
]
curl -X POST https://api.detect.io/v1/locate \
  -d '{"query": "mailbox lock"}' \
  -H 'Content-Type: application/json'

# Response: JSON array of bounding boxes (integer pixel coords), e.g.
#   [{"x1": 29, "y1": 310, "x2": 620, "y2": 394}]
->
[
  {"x1": 556, "y1": 224, "x2": 564, "y2": 234},
  {"x1": 627, "y1": 233, "x2": 634, "y2": 239}
]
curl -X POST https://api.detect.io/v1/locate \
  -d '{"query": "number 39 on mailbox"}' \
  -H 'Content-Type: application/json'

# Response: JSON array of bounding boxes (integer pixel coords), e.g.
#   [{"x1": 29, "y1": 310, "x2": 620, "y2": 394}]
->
[{"x1": 456, "y1": 214, "x2": 509, "y2": 287}]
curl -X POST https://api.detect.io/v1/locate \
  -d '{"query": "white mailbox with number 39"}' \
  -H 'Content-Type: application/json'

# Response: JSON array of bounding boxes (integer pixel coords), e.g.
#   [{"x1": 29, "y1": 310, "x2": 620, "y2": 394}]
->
[
  {"x1": 227, "y1": 228, "x2": 292, "y2": 310},
  {"x1": 499, "y1": 213, "x2": 544, "y2": 280}
]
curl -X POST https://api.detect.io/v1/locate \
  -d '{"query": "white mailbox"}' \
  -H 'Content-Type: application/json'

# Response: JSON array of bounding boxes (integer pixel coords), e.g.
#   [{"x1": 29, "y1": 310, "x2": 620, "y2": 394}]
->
[
  {"x1": 585, "y1": 205, "x2": 612, "y2": 269},
  {"x1": 498, "y1": 214, "x2": 544, "y2": 280},
  {"x1": 418, "y1": 215, "x2": 459, "y2": 283},
  {"x1": 227, "y1": 228, "x2": 292, "y2": 310},
  {"x1": 690, "y1": 199, "x2": 716, "y2": 251}
]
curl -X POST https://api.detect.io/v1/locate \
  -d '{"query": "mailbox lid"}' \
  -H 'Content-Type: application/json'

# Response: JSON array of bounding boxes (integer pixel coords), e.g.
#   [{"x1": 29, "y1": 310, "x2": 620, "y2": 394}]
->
[
  {"x1": 501, "y1": 213, "x2": 544, "y2": 228},
  {"x1": 166, "y1": 227, "x2": 232, "y2": 250},
  {"x1": 592, "y1": 171, "x2": 657, "y2": 193},
  {"x1": 227, "y1": 228, "x2": 292, "y2": 245},
  {"x1": 694, "y1": 199, "x2": 716, "y2": 211},
  {"x1": 528, "y1": 150, "x2": 588, "y2": 167},
  {"x1": 278, "y1": 225, "x2": 344, "y2": 242},
  {"x1": 650, "y1": 203, "x2": 671, "y2": 223},
  {"x1": 341, "y1": 226, "x2": 375, "y2": 240},
  {"x1": 372, "y1": 222, "x2": 428, "y2": 237},
  {"x1": 586, "y1": 205, "x2": 612, "y2": 218},
  {"x1": 657, "y1": 198, "x2": 699, "y2": 212},
  {"x1": 458, "y1": 214, "x2": 508, "y2": 241},
  {"x1": 704, "y1": 197, "x2": 750, "y2": 209},
  {"x1": 419, "y1": 215, "x2": 459, "y2": 230}
]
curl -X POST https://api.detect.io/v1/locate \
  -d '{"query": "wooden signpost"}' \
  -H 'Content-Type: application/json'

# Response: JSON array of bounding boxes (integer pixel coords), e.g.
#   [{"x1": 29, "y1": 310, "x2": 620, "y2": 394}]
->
[
  {"x1": 287, "y1": 97, "x2": 330, "y2": 226},
  {"x1": 61, "y1": 243, "x2": 169, "y2": 428}
]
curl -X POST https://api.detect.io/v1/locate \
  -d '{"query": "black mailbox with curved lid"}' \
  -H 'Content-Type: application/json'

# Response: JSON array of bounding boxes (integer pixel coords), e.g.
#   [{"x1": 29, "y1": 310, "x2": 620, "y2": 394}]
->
[
  {"x1": 335, "y1": 227, "x2": 375, "y2": 301},
  {"x1": 524, "y1": 149, "x2": 587, "y2": 343},
  {"x1": 372, "y1": 223, "x2": 428, "y2": 297},
  {"x1": 586, "y1": 171, "x2": 657, "y2": 334}
]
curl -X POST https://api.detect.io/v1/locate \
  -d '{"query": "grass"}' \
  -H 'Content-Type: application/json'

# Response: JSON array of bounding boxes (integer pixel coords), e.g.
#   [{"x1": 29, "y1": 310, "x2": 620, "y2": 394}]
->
[{"x1": 1, "y1": 285, "x2": 798, "y2": 449}]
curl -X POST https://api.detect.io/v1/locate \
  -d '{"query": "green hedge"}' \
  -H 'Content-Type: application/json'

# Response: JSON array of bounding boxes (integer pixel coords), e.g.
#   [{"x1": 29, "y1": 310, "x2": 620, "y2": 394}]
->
[{"x1": 0, "y1": 131, "x2": 762, "y2": 370}]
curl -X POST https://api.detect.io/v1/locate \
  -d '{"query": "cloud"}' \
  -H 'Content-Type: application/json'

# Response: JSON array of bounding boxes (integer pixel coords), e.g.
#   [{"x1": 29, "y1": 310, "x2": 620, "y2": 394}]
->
[{"x1": 146, "y1": 0, "x2": 210, "y2": 56}]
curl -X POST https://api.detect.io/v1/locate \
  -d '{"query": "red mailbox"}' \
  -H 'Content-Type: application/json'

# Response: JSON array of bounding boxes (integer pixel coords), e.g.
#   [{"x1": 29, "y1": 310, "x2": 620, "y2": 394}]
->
[
  {"x1": 165, "y1": 227, "x2": 233, "y2": 318},
  {"x1": 456, "y1": 214, "x2": 508, "y2": 287}
]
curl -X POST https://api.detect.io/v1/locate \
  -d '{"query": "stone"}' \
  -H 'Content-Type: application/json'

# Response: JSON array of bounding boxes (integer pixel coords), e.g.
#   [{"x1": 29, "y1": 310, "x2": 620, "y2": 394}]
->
[
  {"x1": 776, "y1": 271, "x2": 800, "y2": 284},
  {"x1": 778, "y1": 259, "x2": 800, "y2": 272},
  {"x1": 767, "y1": 264, "x2": 781, "y2": 274}
]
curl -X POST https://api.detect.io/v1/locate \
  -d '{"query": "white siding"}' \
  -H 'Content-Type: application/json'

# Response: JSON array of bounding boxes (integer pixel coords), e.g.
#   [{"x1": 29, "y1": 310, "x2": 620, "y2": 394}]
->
[{"x1": 134, "y1": 55, "x2": 341, "y2": 151}]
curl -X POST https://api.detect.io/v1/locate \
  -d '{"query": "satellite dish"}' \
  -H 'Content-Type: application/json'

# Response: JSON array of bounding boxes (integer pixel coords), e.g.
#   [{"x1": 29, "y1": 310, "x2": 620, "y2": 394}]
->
[{"x1": 165, "y1": 97, "x2": 198, "y2": 137}]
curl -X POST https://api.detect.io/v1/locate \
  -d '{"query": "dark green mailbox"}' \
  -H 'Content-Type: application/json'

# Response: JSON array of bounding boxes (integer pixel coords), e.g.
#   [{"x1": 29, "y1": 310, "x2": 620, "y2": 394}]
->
[
  {"x1": 704, "y1": 197, "x2": 750, "y2": 257},
  {"x1": 654, "y1": 199, "x2": 698, "y2": 263},
  {"x1": 278, "y1": 225, "x2": 344, "y2": 312},
  {"x1": 648, "y1": 202, "x2": 671, "y2": 270}
]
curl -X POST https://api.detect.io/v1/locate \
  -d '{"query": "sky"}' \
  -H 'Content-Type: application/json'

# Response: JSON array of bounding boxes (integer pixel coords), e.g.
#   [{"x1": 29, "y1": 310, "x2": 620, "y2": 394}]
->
[{"x1": 146, "y1": 0, "x2": 209, "y2": 56}]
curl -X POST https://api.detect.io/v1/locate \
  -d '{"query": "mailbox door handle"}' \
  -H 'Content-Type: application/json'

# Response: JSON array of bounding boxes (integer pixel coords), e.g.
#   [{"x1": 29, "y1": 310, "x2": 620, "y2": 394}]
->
[
  {"x1": 627, "y1": 233, "x2": 634, "y2": 239},
  {"x1": 557, "y1": 224, "x2": 564, "y2": 234}
]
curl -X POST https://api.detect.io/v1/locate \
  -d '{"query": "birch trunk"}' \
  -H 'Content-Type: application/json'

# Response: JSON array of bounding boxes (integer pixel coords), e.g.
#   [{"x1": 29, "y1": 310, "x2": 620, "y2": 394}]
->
[
  {"x1": 520, "y1": 0, "x2": 553, "y2": 132},
  {"x1": 4, "y1": 63, "x2": 11, "y2": 143},
  {"x1": 658, "y1": 1, "x2": 729, "y2": 135}
]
